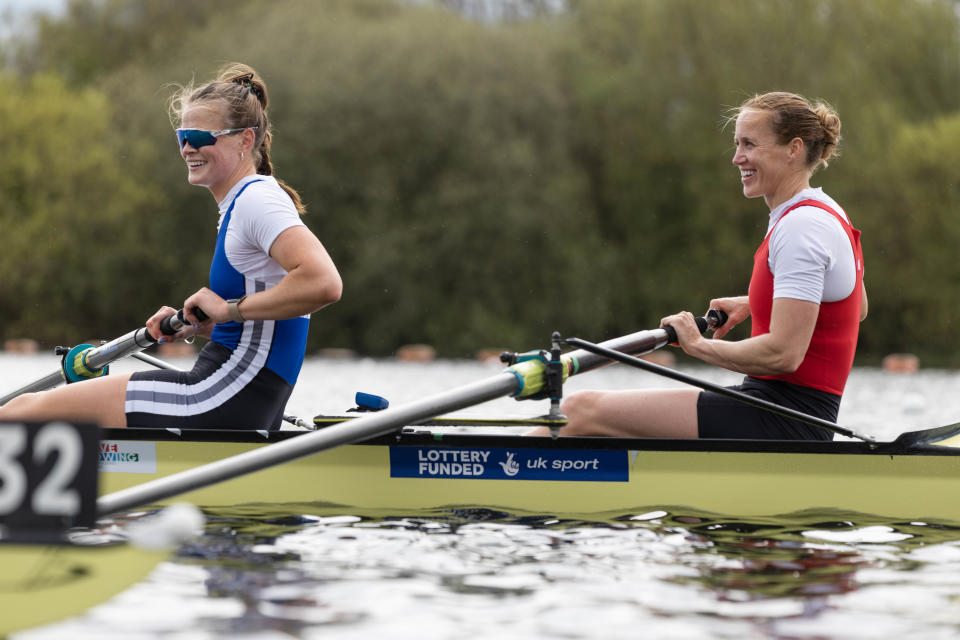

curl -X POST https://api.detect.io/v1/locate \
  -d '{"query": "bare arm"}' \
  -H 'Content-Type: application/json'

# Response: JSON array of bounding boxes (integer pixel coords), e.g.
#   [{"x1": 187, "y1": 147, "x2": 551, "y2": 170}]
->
[
  {"x1": 664, "y1": 297, "x2": 819, "y2": 376},
  {"x1": 183, "y1": 225, "x2": 342, "y2": 326},
  {"x1": 861, "y1": 282, "x2": 868, "y2": 321}
]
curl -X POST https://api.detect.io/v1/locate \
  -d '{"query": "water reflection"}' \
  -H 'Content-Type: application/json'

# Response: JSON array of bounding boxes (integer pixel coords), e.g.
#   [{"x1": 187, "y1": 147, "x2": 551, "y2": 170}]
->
[
  {"x1": 143, "y1": 505, "x2": 960, "y2": 638},
  {"x1": 18, "y1": 505, "x2": 960, "y2": 639}
]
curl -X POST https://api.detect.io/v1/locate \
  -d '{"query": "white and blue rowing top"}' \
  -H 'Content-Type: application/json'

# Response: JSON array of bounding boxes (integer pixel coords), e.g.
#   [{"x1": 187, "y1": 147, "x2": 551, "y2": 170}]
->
[
  {"x1": 124, "y1": 174, "x2": 309, "y2": 422},
  {"x1": 208, "y1": 174, "x2": 309, "y2": 385}
]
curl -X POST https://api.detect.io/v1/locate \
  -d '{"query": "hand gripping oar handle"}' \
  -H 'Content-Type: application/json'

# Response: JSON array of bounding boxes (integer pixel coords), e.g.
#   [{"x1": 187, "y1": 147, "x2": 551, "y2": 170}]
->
[
  {"x1": 159, "y1": 307, "x2": 208, "y2": 336},
  {"x1": 83, "y1": 307, "x2": 207, "y2": 372},
  {"x1": 662, "y1": 309, "x2": 728, "y2": 344},
  {"x1": 76, "y1": 306, "x2": 207, "y2": 374}
]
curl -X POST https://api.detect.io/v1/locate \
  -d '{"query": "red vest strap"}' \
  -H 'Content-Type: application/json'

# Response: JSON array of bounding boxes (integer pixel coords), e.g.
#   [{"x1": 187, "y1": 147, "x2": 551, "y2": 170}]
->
[{"x1": 748, "y1": 199, "x2": 863, "y2": 395}]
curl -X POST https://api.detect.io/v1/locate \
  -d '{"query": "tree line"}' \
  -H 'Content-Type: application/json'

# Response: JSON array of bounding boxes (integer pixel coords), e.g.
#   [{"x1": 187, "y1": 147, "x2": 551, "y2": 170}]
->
[{"x1": 2, "y1": 0, "x2": 960, "y2": 364}]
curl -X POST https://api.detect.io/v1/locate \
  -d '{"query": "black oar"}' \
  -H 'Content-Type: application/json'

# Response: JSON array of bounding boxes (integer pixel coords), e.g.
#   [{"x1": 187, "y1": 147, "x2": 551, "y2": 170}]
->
[
  {"x1": 0, "y1": 309, "x2": 203, "y2": 406},
  {"x1": 312, "y1": 414, "x2": 568, "y2": 429},
  {"x1": 96, "y1": 316, "x2": 721, "y2": 516},
  {"x1": 890, "y1": 422, "x2": 960, "y2": 448},
  {"x1": 564, "y1": 335, "x2": 875, "y2": 443}
]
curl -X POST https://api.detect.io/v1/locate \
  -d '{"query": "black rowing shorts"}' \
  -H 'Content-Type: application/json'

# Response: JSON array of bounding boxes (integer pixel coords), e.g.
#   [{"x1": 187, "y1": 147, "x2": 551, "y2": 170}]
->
[
  {"x1": 125, "y1": 342, "x2": 293, "y2": 430},
  {"x1": 697, "y1": 376, "x2": 839, "y2": 441}
]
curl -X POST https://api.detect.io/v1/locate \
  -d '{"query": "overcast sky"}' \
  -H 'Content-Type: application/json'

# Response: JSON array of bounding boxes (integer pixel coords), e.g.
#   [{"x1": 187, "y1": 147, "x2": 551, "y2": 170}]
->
[
  {"x1": 1, "y1": 0, "x2": 66, "y2": 13},
  {"x1": 1, "y1": 0, "x2": 65, "y2": 40}
]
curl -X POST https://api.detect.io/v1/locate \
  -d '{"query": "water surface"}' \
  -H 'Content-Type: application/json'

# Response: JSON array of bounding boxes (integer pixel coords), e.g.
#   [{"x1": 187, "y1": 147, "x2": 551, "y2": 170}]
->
[{"x1": 5, "y1": 353, "x2": 960, "y2": 639}]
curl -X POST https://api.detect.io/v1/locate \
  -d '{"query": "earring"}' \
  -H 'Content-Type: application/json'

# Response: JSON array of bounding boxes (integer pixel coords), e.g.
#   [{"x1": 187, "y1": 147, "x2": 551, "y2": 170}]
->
[{"x1": 241, "y1": 151, "x2": 245, "y2": 161}]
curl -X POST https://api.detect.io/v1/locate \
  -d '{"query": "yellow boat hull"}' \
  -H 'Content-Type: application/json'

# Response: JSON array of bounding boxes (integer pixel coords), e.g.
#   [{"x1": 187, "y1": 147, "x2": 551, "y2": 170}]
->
[
  {"x1": 98, "y1": 429, "x2": 960, "y2": 523},
  {"x1": 0, "y1": 541, "x2": 166, "y2": 637},
  {"x1": 8, "y1": 428, "x2": 960, "y2": 635}
]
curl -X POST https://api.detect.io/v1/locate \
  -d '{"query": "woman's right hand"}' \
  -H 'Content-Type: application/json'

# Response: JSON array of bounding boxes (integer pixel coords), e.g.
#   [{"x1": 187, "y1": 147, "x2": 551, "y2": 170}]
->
[
  {"x1": 708, "y1": 296, "x2": 750, "y2": 339},
  {"x1": 145, "y1": 306, "x2": 181, "y2": 342}
]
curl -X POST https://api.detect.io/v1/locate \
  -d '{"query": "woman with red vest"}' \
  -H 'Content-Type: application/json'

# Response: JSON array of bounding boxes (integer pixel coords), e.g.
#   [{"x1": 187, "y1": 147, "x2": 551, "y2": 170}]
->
[{"x1": 536, "y1": 92, "x2": 867, "y2": 440}]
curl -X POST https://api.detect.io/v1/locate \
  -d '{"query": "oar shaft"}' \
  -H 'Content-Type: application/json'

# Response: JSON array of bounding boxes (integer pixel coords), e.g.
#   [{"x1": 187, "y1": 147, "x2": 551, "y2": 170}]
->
[
  {"x1": 510, "y1": 314, "x2": 724, "y2": 398},
  {"x1": 130, "y1": 351, "x2": 183, "y2": 371},
  {"x1": 0, "y1": 371, "x2": 66, "y2": 405},
  {"x1": 95, "y1": 314, "x2": 724, "y2": 514},
  {"x1": 0, "y1": 328, "x2": 155, "y2": 406},
  {"x1": 83, "y1": 328, "x2": 157, "y2": 371},
  {"x1": 0, "y1": 310, "x2": 197, "y2": 406},
  {"x1": 313, "y1": 414, "x2": 567, "y2": 428},
  {"x1": 567, "y1": 328, "x2": 670, "y2": 375},
  {"x1": 563, "y1": 313, "x2": 722, "y2": 378},
  {"x1": 565, "y1": 337, "x2": 874, "y2": 443},
  {"x1": 96, "y1": 372, "x2": 520, "y2": 515}
]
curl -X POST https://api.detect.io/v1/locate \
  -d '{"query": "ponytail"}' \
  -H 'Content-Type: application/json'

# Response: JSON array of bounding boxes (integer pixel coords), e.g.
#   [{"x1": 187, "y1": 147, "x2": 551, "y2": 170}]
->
[
  {"x1": 170, "y1": 62, "x2": 306, "y2": 213},
  {"x1": 735, "y1": 91, "x2": 842, "y2": 172}
]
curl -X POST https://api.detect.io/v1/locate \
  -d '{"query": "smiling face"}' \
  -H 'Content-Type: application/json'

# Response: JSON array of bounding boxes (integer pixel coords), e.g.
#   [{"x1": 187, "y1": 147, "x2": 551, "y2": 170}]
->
[
  {"x1": 179, "y1": 102, "x2": 253, "y2": 202},
  {"x1": 732, "y1": 108, "x2": 809, "y2": 210}
]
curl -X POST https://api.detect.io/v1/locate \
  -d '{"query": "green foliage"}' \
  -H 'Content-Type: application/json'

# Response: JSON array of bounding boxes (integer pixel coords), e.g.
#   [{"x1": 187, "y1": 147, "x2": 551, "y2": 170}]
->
[
  {"x1": 9, "y1": 0, "x2": 239, "y2": 85},
  {"x1": 852, "y1": 112, "x2": 960, "y2": 361},
  {"x1": 2, "y1": 0, "x2": 960, "y2": 364},
  {"x1": 238, "y1": 1, "x2": 594, "y2": 354},
  {"x1": 0, "y1": 71, "x2": 163, "y2": 343}
]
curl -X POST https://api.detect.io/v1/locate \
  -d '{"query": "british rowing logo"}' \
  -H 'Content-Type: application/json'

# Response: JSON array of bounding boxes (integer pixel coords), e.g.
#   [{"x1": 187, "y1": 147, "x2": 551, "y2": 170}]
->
[
  {"x1": 99, "y1": 442, "x2": 139, "y2": 462},
  {"x1": 98, "y1": 440, "x2": 157, "y2": 473},
  {"x1": 391, "y1": 446, "x2": 628, "y2": 482}
]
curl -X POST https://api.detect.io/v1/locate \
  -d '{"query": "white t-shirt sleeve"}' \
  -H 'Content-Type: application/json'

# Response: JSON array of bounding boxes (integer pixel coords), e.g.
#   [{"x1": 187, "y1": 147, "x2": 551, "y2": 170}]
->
[
  {"x1": 769, "y1": 208, "x2": 855, "y2": 304},
  {"x1": 226, "y1": 180, "x2": 305, "y2": 279},
  {"x1": 238, "y1": 184, "x2": 303, "y2": 253}
]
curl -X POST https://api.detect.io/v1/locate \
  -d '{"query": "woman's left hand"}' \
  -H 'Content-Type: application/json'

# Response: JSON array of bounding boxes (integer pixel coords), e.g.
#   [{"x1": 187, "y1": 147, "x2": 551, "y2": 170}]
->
[
  {"x1": 660, "y1": 311, "x2": 705, "y2": 354},
  {"x1": 181, "y1": 287, "x2": 226, "y2": 334}
]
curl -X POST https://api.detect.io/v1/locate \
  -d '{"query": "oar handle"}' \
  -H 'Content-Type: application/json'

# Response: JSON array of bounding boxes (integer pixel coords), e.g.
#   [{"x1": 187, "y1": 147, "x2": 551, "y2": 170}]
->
[
  {"x1": 663, "y1": 309, "x2": 728, "y2": 344},
  {"x1": 159, "y1": 307, "x2": 209, "y2": 337}
]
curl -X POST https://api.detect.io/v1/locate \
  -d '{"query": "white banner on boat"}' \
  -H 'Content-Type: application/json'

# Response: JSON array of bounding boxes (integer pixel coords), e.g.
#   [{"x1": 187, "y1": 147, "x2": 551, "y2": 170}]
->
[{"x1": 98, "y1": 440, "x2": 157, "y2": 474}]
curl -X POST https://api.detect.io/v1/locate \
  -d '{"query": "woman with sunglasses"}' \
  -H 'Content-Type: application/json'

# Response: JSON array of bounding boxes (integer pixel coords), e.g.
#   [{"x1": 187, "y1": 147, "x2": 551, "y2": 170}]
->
[
  {"x1": 0, "y1": 63, "x2": 342, "y2": 429},
  {"x1": 530, "y1": 91, "x2": 866, "y2": 441}
]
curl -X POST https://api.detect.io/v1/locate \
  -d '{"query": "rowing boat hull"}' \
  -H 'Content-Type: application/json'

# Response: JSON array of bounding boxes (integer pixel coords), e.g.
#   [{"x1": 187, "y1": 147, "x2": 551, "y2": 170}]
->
[
  {"x1": 99, "y1": 428, "x2": 960, "y2": 523},
  {"x1": 0, "y1": 541, "x2": 167, "y2": 636},
  {"x1": 7, "y1": 427, "x2": 960, "y2": 634}
]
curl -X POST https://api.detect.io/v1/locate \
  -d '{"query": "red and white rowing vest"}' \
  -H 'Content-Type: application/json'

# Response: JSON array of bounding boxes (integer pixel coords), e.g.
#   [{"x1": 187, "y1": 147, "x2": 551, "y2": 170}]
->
[{"x1": 748, "y1": 199, "x2": 864, "y2": 395}]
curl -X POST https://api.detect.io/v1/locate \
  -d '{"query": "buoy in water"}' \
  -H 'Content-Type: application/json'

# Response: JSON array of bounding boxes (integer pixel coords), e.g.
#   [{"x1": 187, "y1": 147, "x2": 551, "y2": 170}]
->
[
  {"x1": 395, "y1": 344, "x2": 436, "y2": 362},
  {"x1": 882, "y1": 353, "x2": 919, "y2": 373}
]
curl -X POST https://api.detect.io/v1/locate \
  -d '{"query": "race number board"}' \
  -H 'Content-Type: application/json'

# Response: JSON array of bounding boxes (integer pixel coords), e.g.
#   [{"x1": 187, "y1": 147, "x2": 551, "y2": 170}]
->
[{"x1": 0, "y1": 421, "x2": 100, "y2": 541}]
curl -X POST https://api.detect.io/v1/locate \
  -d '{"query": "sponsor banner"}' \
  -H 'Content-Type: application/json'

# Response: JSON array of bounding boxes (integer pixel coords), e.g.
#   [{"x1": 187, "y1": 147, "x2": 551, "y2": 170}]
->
[
  {"x1": 390, "y1": 446, "x2": 627, "y2": 482},
  {"x1": 98, "y1": 440, "x2": 157, "y2": 474}
]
